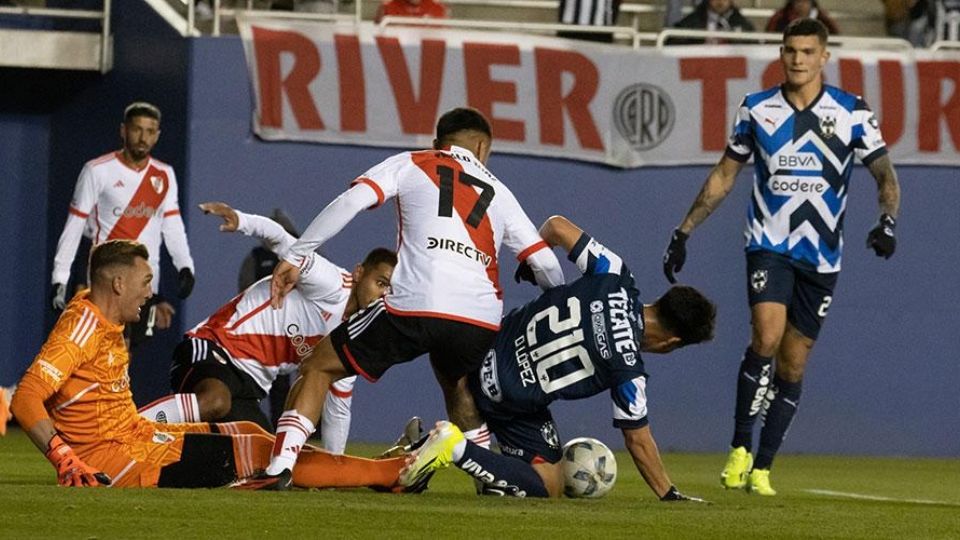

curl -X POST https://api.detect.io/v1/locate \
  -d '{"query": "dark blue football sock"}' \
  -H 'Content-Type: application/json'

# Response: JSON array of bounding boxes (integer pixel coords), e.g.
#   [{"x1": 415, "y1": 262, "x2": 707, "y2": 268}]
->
[
  {"x1": 731, "y1": 347, "x2": 774, "y2": 450},
  {"x1": 456, "y1": 442, "x2": 549, "y2": 498},
  {"x1": 754, "y1": 375, "x2": 802, "y2": 470}
]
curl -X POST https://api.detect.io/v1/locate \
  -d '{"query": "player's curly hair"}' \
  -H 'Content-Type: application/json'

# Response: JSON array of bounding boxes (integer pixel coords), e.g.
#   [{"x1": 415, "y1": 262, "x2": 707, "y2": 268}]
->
[
  {"x1": 434, "y1": 107, "x2": 492, "y2": 147},
  {"x1": 89, "y1": 240, "x2": 150, "y2": 284},
  {"x1": 654, "y1": 285, "x2": 716, "y2": 345},
  {"x1": 361, "y1": 247, "x2": 398, "y2": 270},
  {"x1": 783, "y1": 18, "x2": 828, "y2": 45}
]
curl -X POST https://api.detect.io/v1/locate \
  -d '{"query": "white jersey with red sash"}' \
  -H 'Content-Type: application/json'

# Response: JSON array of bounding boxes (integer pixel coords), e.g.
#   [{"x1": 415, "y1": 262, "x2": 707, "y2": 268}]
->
[
  {"x1": 187, "y1": 212, "x2": 353, "y2": 393},
  {"x1": 52, "y1": 151, "x2": 194, "y2": 292},
  {"x1": 350, "y1": 146, "x2": 548, "y2": 330}
]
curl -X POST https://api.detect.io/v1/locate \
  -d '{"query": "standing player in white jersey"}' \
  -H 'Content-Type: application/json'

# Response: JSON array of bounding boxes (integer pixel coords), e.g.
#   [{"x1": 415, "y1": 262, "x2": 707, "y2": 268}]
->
[
  {"x1": 136, "y1": 202, "x2": 395, "y2": 454},
  {"x1": 662, "y1": 19, "x2": 901, "y2": 495},
  {"x1": 50, "y1": 102, "x2": 196, "y2": 343},
  {"x1": 252, "y1": 108, "x2": 565, "y2": 489}
]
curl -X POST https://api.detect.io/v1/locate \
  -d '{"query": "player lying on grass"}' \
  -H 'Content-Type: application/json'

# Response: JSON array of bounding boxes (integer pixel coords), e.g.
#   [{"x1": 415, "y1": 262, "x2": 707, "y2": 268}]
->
[
  {"x1": 399, "y1": 216, "x2": 716, "y2": 500},
  {"x1": 138, "y1": 202, "x2": 395, "y2": 455},
  {"x1": 10, "y1": 239, "x2": 406, "y2": 489}
]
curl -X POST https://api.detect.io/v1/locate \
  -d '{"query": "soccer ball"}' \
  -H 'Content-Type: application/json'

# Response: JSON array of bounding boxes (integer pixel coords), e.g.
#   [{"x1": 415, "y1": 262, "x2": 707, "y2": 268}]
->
[{"x1": 561, "y1": 437, "x2": 617, "y2": 498}]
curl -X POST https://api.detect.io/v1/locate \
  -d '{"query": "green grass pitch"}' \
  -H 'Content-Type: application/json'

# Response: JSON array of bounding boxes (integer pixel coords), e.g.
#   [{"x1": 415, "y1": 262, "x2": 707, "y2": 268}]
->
[{"x1": 1, "y1": 428, "x2": 957, "y2": 539}]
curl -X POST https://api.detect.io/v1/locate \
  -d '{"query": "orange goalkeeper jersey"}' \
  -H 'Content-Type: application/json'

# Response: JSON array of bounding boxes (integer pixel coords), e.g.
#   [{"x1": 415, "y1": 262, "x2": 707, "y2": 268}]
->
[{"x1": 21, "y1": 291, "x2": 150, "y2": 449}]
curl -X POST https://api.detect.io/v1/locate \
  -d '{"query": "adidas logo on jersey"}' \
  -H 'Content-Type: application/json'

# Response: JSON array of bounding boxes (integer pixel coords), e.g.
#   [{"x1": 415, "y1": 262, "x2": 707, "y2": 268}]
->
[{"x1": 113, "y1": 179, "x2": 125, "y2": 188}]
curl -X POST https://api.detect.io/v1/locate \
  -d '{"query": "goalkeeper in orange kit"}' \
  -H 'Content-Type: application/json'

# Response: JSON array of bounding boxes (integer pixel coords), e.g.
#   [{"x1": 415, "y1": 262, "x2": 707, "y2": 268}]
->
[{"x1": 11, "y1": 239, "x2": 407, "y2": 489}]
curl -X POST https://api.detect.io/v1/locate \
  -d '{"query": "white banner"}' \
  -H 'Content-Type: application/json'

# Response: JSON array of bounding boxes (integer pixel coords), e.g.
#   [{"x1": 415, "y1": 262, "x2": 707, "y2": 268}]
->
[{"x1": 238, "y1": 18, "x2": 960, "y2": 168}]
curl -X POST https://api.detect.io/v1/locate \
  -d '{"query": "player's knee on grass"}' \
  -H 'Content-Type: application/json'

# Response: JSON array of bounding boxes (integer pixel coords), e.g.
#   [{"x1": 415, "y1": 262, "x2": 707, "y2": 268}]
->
[
  {"x1": 193, "y1": 378, "x2": 233, "y2": 420},
  {"x1": 532, "y1": 461, "x2": 564, "y2": 498},
  {"x1": 157, "y1": 434, "x2": 237, "y2": 488}
]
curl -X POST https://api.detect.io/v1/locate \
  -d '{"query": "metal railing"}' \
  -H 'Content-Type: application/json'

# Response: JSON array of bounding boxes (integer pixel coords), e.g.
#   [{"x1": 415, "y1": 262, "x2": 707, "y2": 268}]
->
[
  {"x1": 655, "y1": 28, "x2": 913, "y2": 50},
  {"x1": 0, "y1": 1, "x2": 113, "y2": 72},
  {"x1": 192, "y1": 0, "x2": 885, "y2": 35},
  {"x1": 174, "y1": 0, "x2": 907, "y2": 51}
]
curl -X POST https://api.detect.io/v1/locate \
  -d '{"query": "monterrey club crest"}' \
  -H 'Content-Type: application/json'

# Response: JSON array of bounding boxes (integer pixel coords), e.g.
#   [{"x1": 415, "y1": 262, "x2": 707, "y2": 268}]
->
[
  {"x1": 819, "y1": 116, "x2": 836, "y2": 139},
  {"x1": 541, "y1": 422, "x2": 560, "y2": 449},
  {"x1": 751, "y1": 269, "x2": 768, "y2": 293}
]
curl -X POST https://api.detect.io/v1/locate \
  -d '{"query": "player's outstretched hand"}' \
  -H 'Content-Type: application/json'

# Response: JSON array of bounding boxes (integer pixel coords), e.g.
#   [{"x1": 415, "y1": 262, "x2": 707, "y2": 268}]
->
[
  {"x1": 659, "y1": 485, "x2": 708, "y2": 503},
  {"x1": 662, "y1": 229, "x2": 689, "y2": 284},
  {"x1": 866, "y1": 214, "x2": 896, "y2": 259},
  {"x1": 51, "y1": 283, "x2": 66, "y2": 311},
  {"x1": 199, "y1": 202, "x2": 240, "y2": 232},
  {"x1": 45, "y1": 435, "x2": 111, "y2": 487},
  {"x1": 514, "y1": 261, "x2": 537, "y2": 286},
  {"x1": 271, "y1": 260, "x2": 300, "y2": 309}
]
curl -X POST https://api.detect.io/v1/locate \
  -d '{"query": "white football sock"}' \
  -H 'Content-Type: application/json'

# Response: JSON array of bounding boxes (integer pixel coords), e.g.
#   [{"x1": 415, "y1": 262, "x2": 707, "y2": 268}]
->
[
  {"x1": 137, "y1": 393, "x2": 201, "y2": 423},
  {"x1": 266, "y1": 409, "x2": 315, "y2": 475},
  {"x1": 320, "y1": 377, "x2": 355, "y2": 455},
  {"x1": 463, "y1": 423, "x2": 491, "y2": 450}
]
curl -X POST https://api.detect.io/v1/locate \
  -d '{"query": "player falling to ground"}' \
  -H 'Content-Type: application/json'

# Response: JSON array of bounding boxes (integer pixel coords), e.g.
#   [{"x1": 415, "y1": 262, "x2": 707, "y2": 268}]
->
[
  {"x1": 10, "y1": 240, "x2": 406, "y2": 489},
  {"x1": 400, "y1": 216, "x2": 716, "y2": 500},
  {"x1": 50, "y1": 102, "x2": 195, "y2": 345},
  {"x1": 254, "y1": 107, "x2": 565, "y2": 489},
  {"x1": 138, "y1": 202, "x2": 395, "y2": 454},
  {"x1": 661, "y1": 19, "x2": 901, "y2": 495}
]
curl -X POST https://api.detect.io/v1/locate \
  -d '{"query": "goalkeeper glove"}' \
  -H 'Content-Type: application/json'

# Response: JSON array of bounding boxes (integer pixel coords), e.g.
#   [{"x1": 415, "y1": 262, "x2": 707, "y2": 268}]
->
[
  {"x1": 660, "y1": 485, "x2": 707, "y2": 503},
  {"x1": 45, "y1": 435, "x2": 111, "y2": 487},
  {"x1": 866, "y1": 214, "x2": 896, "y2": 259},
  {"x1": 177, "y1": 268, "x2": 195, "y2": 299},
  {"x1": 51, "y1": 283, "x2": 66, "y2": 311},
  {"x1": 662, "y1": 229, "x2": 689, "y2": 284}
]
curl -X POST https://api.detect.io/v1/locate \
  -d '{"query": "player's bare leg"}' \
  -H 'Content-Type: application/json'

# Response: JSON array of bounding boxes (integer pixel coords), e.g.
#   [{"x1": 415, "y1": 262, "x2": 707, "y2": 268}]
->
[
  {"x1": 531, "y1": 461, "x2": 564, "y2": 498},
  {"x1": 749, "y1": 324, "x2": 814, "y2": 495},
  {"x1": 431, "y1": 363, "x2": 483, "y2": 432},
  {"x1": 193, "y1": 378, "x2": 233, "y2": 420},
  {"x1": 749, "y1": 302, "x2": 788, "y2": 357},
  {"x1": 264, "y1": 336, "x2": 349, "y2": 477},
  {"x1": 724, "y1": 302, "x2": 787, "y2": 488}
]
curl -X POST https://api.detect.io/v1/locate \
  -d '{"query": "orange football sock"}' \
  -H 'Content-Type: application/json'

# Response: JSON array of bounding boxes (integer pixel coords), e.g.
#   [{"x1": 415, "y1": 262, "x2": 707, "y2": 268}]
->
[{"x1": 292, "y1": 450, "x2": 405, "y2": 489}]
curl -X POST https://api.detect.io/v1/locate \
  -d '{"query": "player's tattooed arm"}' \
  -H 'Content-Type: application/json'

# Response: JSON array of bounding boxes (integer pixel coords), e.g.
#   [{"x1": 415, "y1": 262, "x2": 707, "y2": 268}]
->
[
  {"x1": 867, "y1": 154, "x2": 901, "y2": 218},
  {"x1": 677, "y1": 155, "x2": 743, "y2": 235}
]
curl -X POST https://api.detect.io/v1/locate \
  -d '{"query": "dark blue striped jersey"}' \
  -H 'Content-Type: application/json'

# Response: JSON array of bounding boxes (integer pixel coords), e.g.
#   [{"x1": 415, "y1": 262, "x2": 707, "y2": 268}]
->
[
  {"x1": 476, "y1": 233, "x2": 650, "y2": 429},
  {"x1": 726, "y1": 84, "x2": 887, "y2": 273}
]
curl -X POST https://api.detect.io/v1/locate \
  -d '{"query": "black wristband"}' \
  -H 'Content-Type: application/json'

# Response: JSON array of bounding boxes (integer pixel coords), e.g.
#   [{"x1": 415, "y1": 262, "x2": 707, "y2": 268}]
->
[{"x1": 879, "y1": 214, "x2": 896, "y2": 229}]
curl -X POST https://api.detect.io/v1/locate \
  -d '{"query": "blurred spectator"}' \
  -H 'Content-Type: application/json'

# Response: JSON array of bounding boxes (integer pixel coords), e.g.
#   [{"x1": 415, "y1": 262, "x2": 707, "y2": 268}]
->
[
  {"x1": 673, "y1": 0, "x2": 755, "y2": 42},
  {"x1": 881, "y1": 0, "x2": 933, "y2": 45},
  {"x1": 766, "y1": 0, "x2": 840, "y2": 34},
  {"x1": 557, "y1": 0, "x2": 621, "y2": 43},
  {"x1": 665, "y1": 0, "x2": 698, "y2": 27},
  {"x1": 935, "y1": 0, "x2": 960, "y2": 40},
  {"x1": 375, "y1": 0, "x2": 449, "y2": 23}
]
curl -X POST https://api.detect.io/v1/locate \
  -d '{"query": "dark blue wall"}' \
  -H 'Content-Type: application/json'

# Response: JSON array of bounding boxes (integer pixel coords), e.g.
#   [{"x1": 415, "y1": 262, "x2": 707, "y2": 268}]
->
[
  {"x1": 1, "y1": 1, "x2": 190, "y2": 402},
  {"x1": 184, "y1": 37, "x2": 959, "y2": 456}
]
